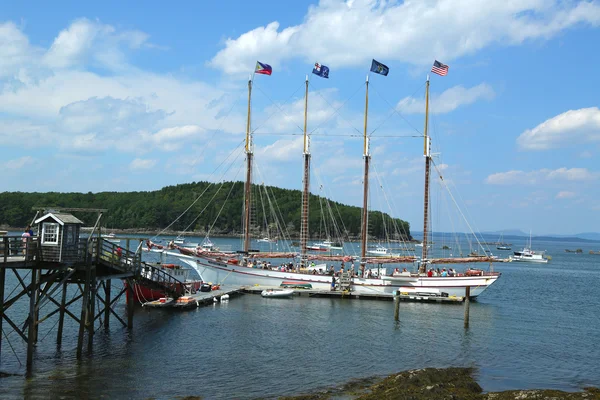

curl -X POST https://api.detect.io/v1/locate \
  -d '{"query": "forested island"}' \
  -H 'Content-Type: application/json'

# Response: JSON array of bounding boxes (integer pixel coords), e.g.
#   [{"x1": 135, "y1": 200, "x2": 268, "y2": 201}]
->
[{"x1": 0, "y1": 181, "x2": 411, "y2": 240}]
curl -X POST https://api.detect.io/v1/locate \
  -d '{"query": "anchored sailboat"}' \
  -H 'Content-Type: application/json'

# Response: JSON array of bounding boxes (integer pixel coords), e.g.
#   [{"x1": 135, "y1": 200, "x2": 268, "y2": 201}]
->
[{"x1": 152, "y1": 60, "x2": 500, "y2": 299}]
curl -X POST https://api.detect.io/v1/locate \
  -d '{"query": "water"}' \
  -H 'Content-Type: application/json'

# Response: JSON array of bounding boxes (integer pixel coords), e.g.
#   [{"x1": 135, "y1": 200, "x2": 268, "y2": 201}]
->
[{"x1": 1, "y1": 235, "x2": 599, "y2": 399}]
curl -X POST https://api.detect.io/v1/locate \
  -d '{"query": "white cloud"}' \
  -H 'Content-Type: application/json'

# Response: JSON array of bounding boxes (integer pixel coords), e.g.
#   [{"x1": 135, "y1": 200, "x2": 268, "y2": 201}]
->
[
  {"x1": 517, "y1": 107, "x2": 600, "y2": 150},
  {"x1": 485, "y1": 167, "x2": 599, "y2": 185},
  {"x1": 556, "y1": 191, "x2": 576, "y2": 199},
  {"x1": 130, "y1": 158, "x2": 156, "y2": 170},
  {"x1": 43, "y1": 18, "x2": 150, "y2": 70},
  {"x1": 397, "y1": 83, "x2": 495, "y2": 114},
  {"x1": 256, "y1": 137, "x2": 304, "y2": 162},
  {"x1": 2, "y1": 156, "x2": 33, "y2": 170},
  {"x1": 209, "y1": 0, "x2": 600, "y2": 75}
]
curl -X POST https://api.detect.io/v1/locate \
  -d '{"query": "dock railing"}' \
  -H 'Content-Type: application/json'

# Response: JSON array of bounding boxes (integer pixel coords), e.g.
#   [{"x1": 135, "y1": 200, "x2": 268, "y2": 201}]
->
[
  {"x1": 0, "y1": 236, "x2": 39, "y2": 263},
  {"x1": 87, "y1": 237, "x2": 142, "y2": 274}
]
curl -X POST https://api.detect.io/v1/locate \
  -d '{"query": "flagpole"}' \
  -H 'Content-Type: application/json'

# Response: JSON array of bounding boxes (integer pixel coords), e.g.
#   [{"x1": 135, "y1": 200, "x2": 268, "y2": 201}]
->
[
  {"x1": 300, "y1": 74, "x2": 311, "y2": 265},
  {"x1": 420, "y1": 74, "x2": 431, "y2": 271},
  {"x1": 360, "y1": 73, "x2": 370, "y2": 271},
  {"x1": 243, "y1": 73, "x2": 253, "y2": 253}
]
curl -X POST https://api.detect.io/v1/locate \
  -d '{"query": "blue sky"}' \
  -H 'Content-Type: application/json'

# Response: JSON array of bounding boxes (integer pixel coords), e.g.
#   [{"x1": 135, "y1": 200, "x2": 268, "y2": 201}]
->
[{"x1": 1, "y1": 0, "x2": 599, "y2": 235}]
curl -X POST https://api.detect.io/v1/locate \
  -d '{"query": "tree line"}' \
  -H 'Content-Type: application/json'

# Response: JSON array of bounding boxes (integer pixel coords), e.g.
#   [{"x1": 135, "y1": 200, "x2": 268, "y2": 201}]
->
[{"x1": 0, "y1": 181, "x2": 412, "y2": 240}]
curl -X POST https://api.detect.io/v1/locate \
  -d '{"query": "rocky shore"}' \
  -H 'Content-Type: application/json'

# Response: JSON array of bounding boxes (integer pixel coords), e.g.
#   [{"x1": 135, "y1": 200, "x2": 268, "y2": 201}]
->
[{"x1": 277, "y1": 367, "x2": 599, "y2": 400}]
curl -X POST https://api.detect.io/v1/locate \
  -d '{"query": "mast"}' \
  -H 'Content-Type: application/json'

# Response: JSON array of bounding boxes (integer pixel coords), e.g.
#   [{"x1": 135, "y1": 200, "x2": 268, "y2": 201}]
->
[
  {"x1": 300, "y1": 75, "x2": 311, "y2": 263},
  {"x1": 421, "y1": 76, "x2": 431, "y2": 267},
  {"x1": 243, "y1": 77, "x2": 253, "y2": 252},
  {"x1": 360, "y1": 75, "x2": 370, "y2": 266}
]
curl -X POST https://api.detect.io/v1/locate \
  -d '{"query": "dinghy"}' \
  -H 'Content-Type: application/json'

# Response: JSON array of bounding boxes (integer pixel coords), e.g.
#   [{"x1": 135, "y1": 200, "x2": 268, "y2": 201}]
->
[{"x1": 261, "y1": 289, "x2": 294, "y2": 298}]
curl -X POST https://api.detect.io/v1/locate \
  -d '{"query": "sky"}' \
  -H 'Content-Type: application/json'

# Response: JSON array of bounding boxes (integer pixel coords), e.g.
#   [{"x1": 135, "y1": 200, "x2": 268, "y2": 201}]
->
[{"x1": 1, "y1": 0, "x2": 599, "y2": 235}]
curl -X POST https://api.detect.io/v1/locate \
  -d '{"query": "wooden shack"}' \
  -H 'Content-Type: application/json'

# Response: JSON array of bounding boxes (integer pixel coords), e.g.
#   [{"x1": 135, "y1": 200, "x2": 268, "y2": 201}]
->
[{"x1": 34, "y1": 212, "x2": 84, "y2": 263}]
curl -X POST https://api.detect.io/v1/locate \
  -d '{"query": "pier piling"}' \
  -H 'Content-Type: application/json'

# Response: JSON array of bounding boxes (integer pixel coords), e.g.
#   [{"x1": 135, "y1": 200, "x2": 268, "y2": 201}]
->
[
  {"x1": 394, "y1": 291, "x2": 400, "y2": 321},
  {"x1": 464, "y1": 286, "x2": 470, "y2": 328}
]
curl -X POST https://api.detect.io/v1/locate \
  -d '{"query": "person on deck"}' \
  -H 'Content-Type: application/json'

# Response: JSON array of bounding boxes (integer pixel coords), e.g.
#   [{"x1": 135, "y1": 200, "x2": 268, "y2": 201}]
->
[
  {"x1": 21, "y1": 228, "x2": 31, "y2": 255},
  {"x1": 331, "y1": 275, "x2": 336, "y2": 291},
  {"x1": 441, "y1": 268, "x2": 448, "y2": 277},
  {"x1": 427, "y1": 269, "x2": 433, "y2": 277}
]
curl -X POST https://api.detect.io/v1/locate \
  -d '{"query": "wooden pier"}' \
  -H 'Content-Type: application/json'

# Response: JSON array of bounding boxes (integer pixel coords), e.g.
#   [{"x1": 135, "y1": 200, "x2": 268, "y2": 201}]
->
[
  {"x1": 0, "y1": 208, "x2": 193, "y2": 374},
  {"x1": 240, "y1": 285, "x2": 464, "y2": 303}
]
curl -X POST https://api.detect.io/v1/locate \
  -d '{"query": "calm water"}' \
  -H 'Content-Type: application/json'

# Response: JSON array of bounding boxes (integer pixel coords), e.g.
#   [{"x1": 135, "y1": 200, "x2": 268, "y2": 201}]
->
[{"x1": 1, "y1": 235, "x2": 599, "y2": 399}]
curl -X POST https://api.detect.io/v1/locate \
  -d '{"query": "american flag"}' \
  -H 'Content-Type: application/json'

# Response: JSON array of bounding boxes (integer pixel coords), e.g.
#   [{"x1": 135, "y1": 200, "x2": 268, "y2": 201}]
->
[{"x1": 431, "y1": 60, "x2": 449, "y2": 76}]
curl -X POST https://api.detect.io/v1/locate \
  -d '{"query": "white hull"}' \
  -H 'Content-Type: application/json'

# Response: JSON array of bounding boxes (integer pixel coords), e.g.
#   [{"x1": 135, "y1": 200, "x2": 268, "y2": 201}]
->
[
  {"x1": 177, "y1": 254, "x2": 500, "y2": 299},
  {"x1": 510, "y1": 256, "x2": 548, "y2": 263}
]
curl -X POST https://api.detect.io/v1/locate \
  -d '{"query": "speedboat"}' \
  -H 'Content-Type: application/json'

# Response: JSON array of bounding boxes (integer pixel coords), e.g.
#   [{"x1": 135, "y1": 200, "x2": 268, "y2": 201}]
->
[{"x1": 261, "y1": 289, "x2": 294, "y2": 298}]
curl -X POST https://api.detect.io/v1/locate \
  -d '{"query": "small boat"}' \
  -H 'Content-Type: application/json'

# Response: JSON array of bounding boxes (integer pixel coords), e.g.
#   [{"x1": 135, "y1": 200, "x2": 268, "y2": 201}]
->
[
  {"x1": 366, "y1": 244, "x2": 389, "y2": 256},
  {"x1": 257, "y1": 237, "x2": 277, "y2": 243},
  {"x1": 565, "y1": 249, "x2": 583, "y2": 253},
  {"x1": 590, "y1": 250, "x2": 600, "y2": 255},
  {"x1": 200, "y1": 237, "x2": 218, "y2": 251},
  {"x1": 496, "y1": 245, "x2": 511, "y2": 250},
  {"x1": 261, "y1": 289, "x2": 294, "y2": 298}
]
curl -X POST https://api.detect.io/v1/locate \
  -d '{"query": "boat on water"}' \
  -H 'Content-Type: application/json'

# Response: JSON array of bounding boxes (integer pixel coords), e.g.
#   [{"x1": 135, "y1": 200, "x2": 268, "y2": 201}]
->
[
  {"x1": 366, "y1": 244, "x2": 389, "y2": 256},
  {"x1": 156, "y1": 62, "x2": 500, "y2": 299},
  {"x1": 496, "y1": 232, "x2": 511, "y2": 250},
  {"x1": 257, "y1": 237, "x2": 278, "y2": 243},
  {"x1": 510, "y1": 248, "x2": 549, "y2": 263},
  {"x1": 509, "y1": 232, "x2": 549, "y2": 263},
  {"x1": 125, "y1": 262, "x2": 203, "y2": 302},
  {"x1": 261, "y1": 288, "x2": 294, "y2": 298},
  {"x1": 590, "y1": 250, "x2": 600, "y2": 255}
]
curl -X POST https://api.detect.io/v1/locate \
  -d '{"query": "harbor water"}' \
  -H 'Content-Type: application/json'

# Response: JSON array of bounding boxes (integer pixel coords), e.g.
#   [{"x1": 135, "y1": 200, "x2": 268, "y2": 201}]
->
[{"x1": 1, "y1": 235, "x2": 599, "y2": 399}]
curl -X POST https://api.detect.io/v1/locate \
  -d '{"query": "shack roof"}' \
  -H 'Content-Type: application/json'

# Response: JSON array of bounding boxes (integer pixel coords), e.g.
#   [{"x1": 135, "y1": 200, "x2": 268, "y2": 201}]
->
[{"x1": 34, "y1": 212, "x2": 84, "y2": 226}]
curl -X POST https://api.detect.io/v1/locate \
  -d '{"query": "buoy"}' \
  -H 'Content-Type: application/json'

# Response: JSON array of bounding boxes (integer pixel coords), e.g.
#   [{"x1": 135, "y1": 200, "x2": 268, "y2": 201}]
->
[{"x1": 221, "y1": 294, "x2": 230, "y2": 301}]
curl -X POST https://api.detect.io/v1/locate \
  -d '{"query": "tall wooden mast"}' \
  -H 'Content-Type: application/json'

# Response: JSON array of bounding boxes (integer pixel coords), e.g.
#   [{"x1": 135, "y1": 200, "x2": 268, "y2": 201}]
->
[
  {"x1": 421, "y1": 76, "x2": 431, "y2": 265},
  {"x1": 360, "y1": 75, "x2": 370, "y2": 266},
  {"x1": 243, "y1": 77, "x2": 253, "y2": 252},
  {"x1": 300, "y1": 76, "x2": 311, "y2": 263}
]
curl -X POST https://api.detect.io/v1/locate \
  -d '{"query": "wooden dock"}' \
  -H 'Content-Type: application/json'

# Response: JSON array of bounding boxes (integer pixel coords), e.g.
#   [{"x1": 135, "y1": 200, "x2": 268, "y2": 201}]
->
[
  {"x1": 142, "y1": 287, "x2": 243, "y2": 309},
  {"x1": 240, "y1": 285, "x2": 464, "y2": 303}
]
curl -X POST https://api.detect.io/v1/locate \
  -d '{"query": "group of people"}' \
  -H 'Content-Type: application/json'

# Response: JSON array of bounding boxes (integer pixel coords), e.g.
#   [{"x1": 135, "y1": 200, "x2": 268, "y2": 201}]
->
[{"x1": 426, "y1": 267, "x2": 459, "y2": 277}]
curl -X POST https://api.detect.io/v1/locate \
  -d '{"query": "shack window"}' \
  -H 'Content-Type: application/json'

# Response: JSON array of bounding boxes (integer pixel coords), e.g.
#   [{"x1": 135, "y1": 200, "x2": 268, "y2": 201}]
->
[
  {"x1": 42, "y1": 222, "x2": 59, "y2": 245},
  {"x1": 65, "y1": 225, "x2": 75, "y2": 245}
]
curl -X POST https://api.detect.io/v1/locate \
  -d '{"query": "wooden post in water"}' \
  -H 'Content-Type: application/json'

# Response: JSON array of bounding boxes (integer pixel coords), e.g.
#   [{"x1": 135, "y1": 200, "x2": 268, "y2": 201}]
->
[
  {"x1": 394, "y1": 290, "x2": 400, "y2": 321},
  {"x1": 126, "y1": 278, "x2": 134, "y2": 329},
  {"x1": 26, "y1": 267, "x2": 38, "y2": 372},
  {"x1": 464, "y1": 286, "x2": 471, "y2": 328},
  {"x1": 87, "y1": 275, "x2": 96, "y2": 350},
  {"x1": 77, "y1": 261, "x2": 92, "y2": 358},
  {"x1": 56, "y1": 281, "x2": 67, "y2": 347},
  {"x1": 0, "y1": 266, "x2": 5, "y2": 360},
  {"x1": 104, "y1": 279, "x2": 111, "y2": 329}
]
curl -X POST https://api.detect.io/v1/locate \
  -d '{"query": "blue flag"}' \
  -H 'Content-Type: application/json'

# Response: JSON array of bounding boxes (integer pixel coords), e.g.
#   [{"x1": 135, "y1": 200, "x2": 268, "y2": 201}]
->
[
  {"x1": 312, "y1": 62, "x2": 330, "y2": 79},
  {"x1": 370, "y1": 59, "x2": 389, "y2": 76}
]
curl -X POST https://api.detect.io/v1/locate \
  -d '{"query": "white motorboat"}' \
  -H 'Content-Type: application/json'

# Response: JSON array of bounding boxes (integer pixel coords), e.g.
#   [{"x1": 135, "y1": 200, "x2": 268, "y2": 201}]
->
[
  {"x1": 510, "y1": 248, "x2": 549, "y2": 263},
  {"x1": 261, "y1": 289, "x2": 294, "y2": 298},
  {"x1": 366, "y1": 244, "x2": 389, "y2": 256}
]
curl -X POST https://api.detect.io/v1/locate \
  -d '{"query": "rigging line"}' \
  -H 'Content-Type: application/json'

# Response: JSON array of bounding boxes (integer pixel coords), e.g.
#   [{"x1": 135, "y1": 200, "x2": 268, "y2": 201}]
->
[
  {"x1": 368, "y1": 82, "x2": 424, "y2": 137},
  {"x1": 252, "y1": 132, "x2": 424, "y2": 138},
  {"x1": 153, "y1": 138, "x2": 246, "y2": 239},
  {"x1": 371, "y1": 164, "x2": 412, "y2": 252},
  {"x1": 308, "y1": 80, "x2": 364, "y2": 135},
  {"x1": 251, "y1": 80, "x2": 306, "y2": 134},
  {"x1": 252, "y1": 160, "x2": 294, "y2": 251},
  {"x1": 195, "y1": 87, "x2": 247, "y2": 163},
  {"x1": 311, "y1": 165, "x2": 358, "y2": 257},
  {"x1": 431, "y1": 160, "x2": 486, "y2": 253},
  {"x1": 206, "y1": 162, "x2": 245, "y2": 237},
  {"x1": 187, "y1": 147, "x2": 246, "y2": 236}
]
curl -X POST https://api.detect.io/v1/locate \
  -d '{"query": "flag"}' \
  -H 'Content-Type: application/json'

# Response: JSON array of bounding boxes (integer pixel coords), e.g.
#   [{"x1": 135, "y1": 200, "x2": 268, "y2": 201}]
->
[
  {"x1": 370, "y1": 59, "x2": 389, "y2": 76},
  {"x1": 312, "y1": 62, "x2": 330, "y2": 79},
  {"x1": 255, "y1": 61, "x2": 272, "y2": 75},
  {"x1": 431, "y1": 60, "x2": 449, "y2": 76}
]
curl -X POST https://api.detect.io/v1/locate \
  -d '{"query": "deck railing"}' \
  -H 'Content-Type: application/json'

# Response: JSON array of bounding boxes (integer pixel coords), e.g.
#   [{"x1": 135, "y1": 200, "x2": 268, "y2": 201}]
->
[{"x1": 0, "y1": 236, "x2": 39, "y2": 263}]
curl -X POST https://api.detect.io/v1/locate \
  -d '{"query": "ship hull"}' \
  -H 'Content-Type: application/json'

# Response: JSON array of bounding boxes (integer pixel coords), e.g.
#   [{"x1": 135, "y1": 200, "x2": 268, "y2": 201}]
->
[{"x1": 179, "y1": 256, "x2": 500, "y2": 299}]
